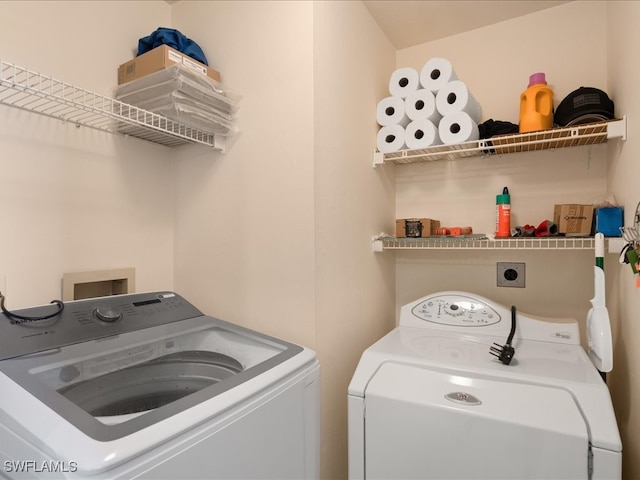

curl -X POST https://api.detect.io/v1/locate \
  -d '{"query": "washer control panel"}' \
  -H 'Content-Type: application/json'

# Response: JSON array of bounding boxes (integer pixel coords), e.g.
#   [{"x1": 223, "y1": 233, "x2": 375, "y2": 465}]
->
[
  {"x1": 411, "y1": 294, "x2": 501, "y2": 326},
  {"x1": 94, "y1": 305, "x2": 123, "y2": 323},
  {"x1": 0, "y1": 292, "x2": 203, "y2": 360}
]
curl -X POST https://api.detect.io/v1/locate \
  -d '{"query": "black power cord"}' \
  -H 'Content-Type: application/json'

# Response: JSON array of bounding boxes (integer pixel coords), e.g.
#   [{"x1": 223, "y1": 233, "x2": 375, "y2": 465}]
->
[
  {"x1": 490, "y1": 305, "x2": 517, "y2": 365},
  {"x1": 0, "y1": 291, "x2": 64, "y2": 323}
]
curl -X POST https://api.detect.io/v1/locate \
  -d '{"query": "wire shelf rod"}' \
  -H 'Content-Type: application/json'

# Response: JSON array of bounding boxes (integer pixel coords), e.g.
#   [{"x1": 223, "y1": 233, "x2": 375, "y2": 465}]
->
[{"x1": 374, "y1": 237, "x2": 597, "y2": 251}]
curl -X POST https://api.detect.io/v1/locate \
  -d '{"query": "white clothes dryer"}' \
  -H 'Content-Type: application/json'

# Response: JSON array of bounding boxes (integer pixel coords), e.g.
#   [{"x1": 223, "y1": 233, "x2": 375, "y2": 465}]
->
[
  {"x1": 0, "y1": 291, "x2": 319, "y2": 479},
  {"x1": 348, "y1": 291, "x2": 621, "y2": 480}
]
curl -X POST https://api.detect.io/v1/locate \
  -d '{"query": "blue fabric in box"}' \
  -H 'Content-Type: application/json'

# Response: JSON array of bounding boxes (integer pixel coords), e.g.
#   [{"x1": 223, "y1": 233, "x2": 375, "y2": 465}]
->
[{"x1": 595, "y1": 207, "x2": 623, "y2": 237}]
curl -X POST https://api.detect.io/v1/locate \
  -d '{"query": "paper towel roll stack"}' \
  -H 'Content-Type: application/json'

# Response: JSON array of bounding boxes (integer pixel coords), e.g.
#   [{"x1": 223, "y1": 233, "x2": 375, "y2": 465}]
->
[
  {"x1": 430, "y1": 66, "x2": 482, "y2": 145},
  {"x1": 420, "y1": 58, "x2": 458, "y2": 92},
  {"x1": 377, "y1": 124, "x2": 406, "y2": 153},
  {"x1": 404, "y1": 89, "x2": 441, "y2": 123},
  {"x1": 436, "y1": 80, "x2": 482, "y2": 122},
  {"x1": 375, "y1": 67, "x2": 419, "y2": 153},
  {"x1": 405, "y1": 119, "x2": 441, "y2": 149},
  {"x1": 389, "y1": 67, "x2": 420, "y2": 98},
  {"x1": 376, "y1": 96, "x2": 410, "y2": 127},
  {"x1": 376, "y1": 58, "x2": 483, "y2": 152},
  {"x1": 439, "y1": 112, "x2": 479, "y2": 145}
]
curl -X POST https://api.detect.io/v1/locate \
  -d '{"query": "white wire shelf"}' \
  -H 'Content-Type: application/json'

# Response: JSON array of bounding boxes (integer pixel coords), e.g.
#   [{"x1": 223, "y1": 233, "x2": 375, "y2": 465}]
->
[
  {"x1": 0, "y1": 60, "x2": 224, "y2": 149},
  {"x1": 373, "y1": 236, "x2": 599, "y2": 251},
  {"x1": 373, "y1": 117, "x2": 626, "y2": 166}
]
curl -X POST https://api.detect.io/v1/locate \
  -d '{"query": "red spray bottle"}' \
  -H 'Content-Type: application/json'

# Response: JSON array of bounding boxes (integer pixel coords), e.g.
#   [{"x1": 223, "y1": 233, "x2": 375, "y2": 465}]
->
[{"x1": 495, "y1": 187, "x2": 511, "y2": 238}]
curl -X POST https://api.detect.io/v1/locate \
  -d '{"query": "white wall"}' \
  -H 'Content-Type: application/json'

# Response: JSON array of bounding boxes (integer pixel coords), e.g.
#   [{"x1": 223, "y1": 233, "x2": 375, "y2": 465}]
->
[{"x1": 0, "y1": 1, "x2": 175, "y2": 306}]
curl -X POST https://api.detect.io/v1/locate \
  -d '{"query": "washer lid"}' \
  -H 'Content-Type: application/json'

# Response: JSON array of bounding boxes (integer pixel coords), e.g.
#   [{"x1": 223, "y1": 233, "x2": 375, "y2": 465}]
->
[
  {"x1": 0, "y1": 314, "x2": 306, "y2": 442},
  {"x1": 0, "y1": 313, "x2": 317, "y2": 476}
]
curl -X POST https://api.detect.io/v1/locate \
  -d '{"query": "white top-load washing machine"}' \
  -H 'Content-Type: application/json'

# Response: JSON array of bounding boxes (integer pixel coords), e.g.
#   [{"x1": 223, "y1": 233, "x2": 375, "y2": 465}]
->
[
  {"x1": 348, "y1": 291, "x2": 621, "y2": 480},
  {"x1": 0, "y1": 291, "x2": 319, "y2": 479}
]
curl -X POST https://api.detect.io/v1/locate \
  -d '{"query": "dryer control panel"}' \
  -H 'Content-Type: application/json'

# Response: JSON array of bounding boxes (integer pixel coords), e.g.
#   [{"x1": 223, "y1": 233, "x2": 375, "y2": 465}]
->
[
  {"x1": 399, "y1": 291, "x2": 580, "y2": 344},
  {"x1": 411, "y1": 294, "x2": 501, "y2": 327}
]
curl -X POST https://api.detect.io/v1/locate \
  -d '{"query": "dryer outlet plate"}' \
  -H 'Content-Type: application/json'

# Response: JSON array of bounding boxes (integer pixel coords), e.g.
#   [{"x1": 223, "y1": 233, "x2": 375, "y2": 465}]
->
[{"x1": 497, "y1": 262, "x2": 525, "y2": 288}]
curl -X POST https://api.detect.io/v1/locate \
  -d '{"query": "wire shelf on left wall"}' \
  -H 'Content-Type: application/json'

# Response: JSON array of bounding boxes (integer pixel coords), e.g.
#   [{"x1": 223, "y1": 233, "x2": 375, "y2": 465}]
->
[{"x1": 0, "y1": 60, "x2": 225, "y2": 150}]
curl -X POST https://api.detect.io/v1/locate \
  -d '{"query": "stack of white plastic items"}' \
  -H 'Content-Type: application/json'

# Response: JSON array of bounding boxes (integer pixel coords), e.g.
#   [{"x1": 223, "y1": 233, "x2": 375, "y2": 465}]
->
[
  {"x1": 114, "y1": 64, "x2": 240, "y2": 136},
  {"x1": 376, "y1": 58, "x2": 482, "y2": 153}
]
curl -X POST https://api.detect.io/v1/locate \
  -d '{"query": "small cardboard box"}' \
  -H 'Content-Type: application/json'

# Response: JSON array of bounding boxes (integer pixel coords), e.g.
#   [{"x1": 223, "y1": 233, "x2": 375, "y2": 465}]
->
[
  {"x1": 595, "y1": 206, "x2": 623, "y2": 237},
  {"x1": 396, "y1": 218, "x2": 440, "y2": 238},
  {"x1": 553, "y1": 204, "x2": 594, "y2": 236},
  {"x1": 118, "y1": 45, "x2": 221, "y2": 85}
]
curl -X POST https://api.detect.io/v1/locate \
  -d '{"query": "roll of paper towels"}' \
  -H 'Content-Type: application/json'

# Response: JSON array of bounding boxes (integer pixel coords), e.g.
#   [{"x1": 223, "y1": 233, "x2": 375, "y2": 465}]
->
[
  {"x1": 420, "y1": 58, "x2": 458, "y2": 92},
  {"x1": 439, "y1": 112, "x2": 479, "y2": 145},
  {"x1": 435, "y1": 80, "x2": 482, "y2": 122},
  {"x1": 405, "y1": 119, "x2": 441, "y2": 149},
  {"x1": 376, "y1": 96, "x2": 410, "y2": 127},
  {"x1": 404, "y1": 89, "x2": 441, "y2": 123},
  {"x1": 377, "y1": 124, "x2": 406, "y2": 153},
  {"x1": 389, "y1": 67, "x2": 420, "y2": 98}
]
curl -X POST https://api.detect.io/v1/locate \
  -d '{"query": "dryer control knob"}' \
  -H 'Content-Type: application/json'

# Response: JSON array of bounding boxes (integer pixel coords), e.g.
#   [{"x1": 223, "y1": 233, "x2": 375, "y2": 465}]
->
[{"x1": 94, "y1": 306, "x2": 122, "y2": 323}]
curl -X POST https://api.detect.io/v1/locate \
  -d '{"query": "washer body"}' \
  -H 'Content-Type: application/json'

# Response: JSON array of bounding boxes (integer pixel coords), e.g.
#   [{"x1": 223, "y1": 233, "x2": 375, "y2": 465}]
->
[
  {"x1": 0, "y1": 292, "x2": 319, "y2": 479},
  {"x1": 348, "y1": 291, "x2": 621, "y2": 479}
]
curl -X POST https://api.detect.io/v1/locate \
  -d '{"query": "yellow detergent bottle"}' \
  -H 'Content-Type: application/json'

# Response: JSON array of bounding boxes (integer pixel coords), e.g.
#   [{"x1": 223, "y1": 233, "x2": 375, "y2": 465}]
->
[{"x1": 519, "y1": 72, "x2": 554, "y2": 133}]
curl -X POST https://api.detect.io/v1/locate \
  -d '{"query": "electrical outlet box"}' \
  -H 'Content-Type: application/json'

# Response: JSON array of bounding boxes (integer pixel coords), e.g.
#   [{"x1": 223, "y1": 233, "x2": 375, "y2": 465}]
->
[{"x1": 497, "y1": 262, "x2": 525, "y2": 288}]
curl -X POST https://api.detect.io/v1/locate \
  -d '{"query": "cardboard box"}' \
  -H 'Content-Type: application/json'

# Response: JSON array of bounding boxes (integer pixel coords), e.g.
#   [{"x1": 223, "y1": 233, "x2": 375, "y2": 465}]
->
[
  {"x1": 396, "y1": 218, "x2": 440, "y2": 238},
  {"x1": 595, "y1": 206, "x2": 623, "y2": 237},
  {"x1": 553, "y1": 204, "x2": 594, "y2": 236},
  {"x1": 118, "y1": 45, "x2": 221, "y2": 85}
]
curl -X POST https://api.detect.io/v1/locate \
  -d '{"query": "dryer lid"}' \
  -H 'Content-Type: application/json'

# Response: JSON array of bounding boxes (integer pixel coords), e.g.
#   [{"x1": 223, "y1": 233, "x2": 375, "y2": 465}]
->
[
  {"x1": 350, "y1": 324, "x2": 622, "y2": 453},
  {"x1": 363, "y1": 362, "x2": 591, "y2": 479}
]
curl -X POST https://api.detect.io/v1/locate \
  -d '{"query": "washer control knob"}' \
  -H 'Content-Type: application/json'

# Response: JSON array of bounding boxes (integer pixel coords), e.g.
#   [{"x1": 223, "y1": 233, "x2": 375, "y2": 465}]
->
[{"x1": 94, "y1": 306, "x2": 122, "y2": 323}]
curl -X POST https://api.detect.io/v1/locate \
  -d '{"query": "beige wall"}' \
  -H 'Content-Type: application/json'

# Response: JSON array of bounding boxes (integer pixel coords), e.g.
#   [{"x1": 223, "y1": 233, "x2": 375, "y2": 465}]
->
[
  {"x1": 171, "y1": 1, "x2": 396, "y2": 479},
  {"x1": 313, "y1": 2, "x2": 396, "y2": 478},
  {"x1": 393, "y1": 0, "x2": 609, "y2": 324},
  {"x1": 607, "y1": 2, "x2": 640, "y2": 479},
  {"x1": 0, "y1": 1, "x2": 175, "y2": 306},
  {"x1": 2, "y1": 1, "x2": 638, "y2": 479},
  {"x1": 0, "y1": 1, "x2": 396, "y2": 478},
  {"x1": 170, "y1": 0, "x2": 317, "y2": 348},
  {"x1": 392, "y1": 1, "x2": 639, "y2": 478}
]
